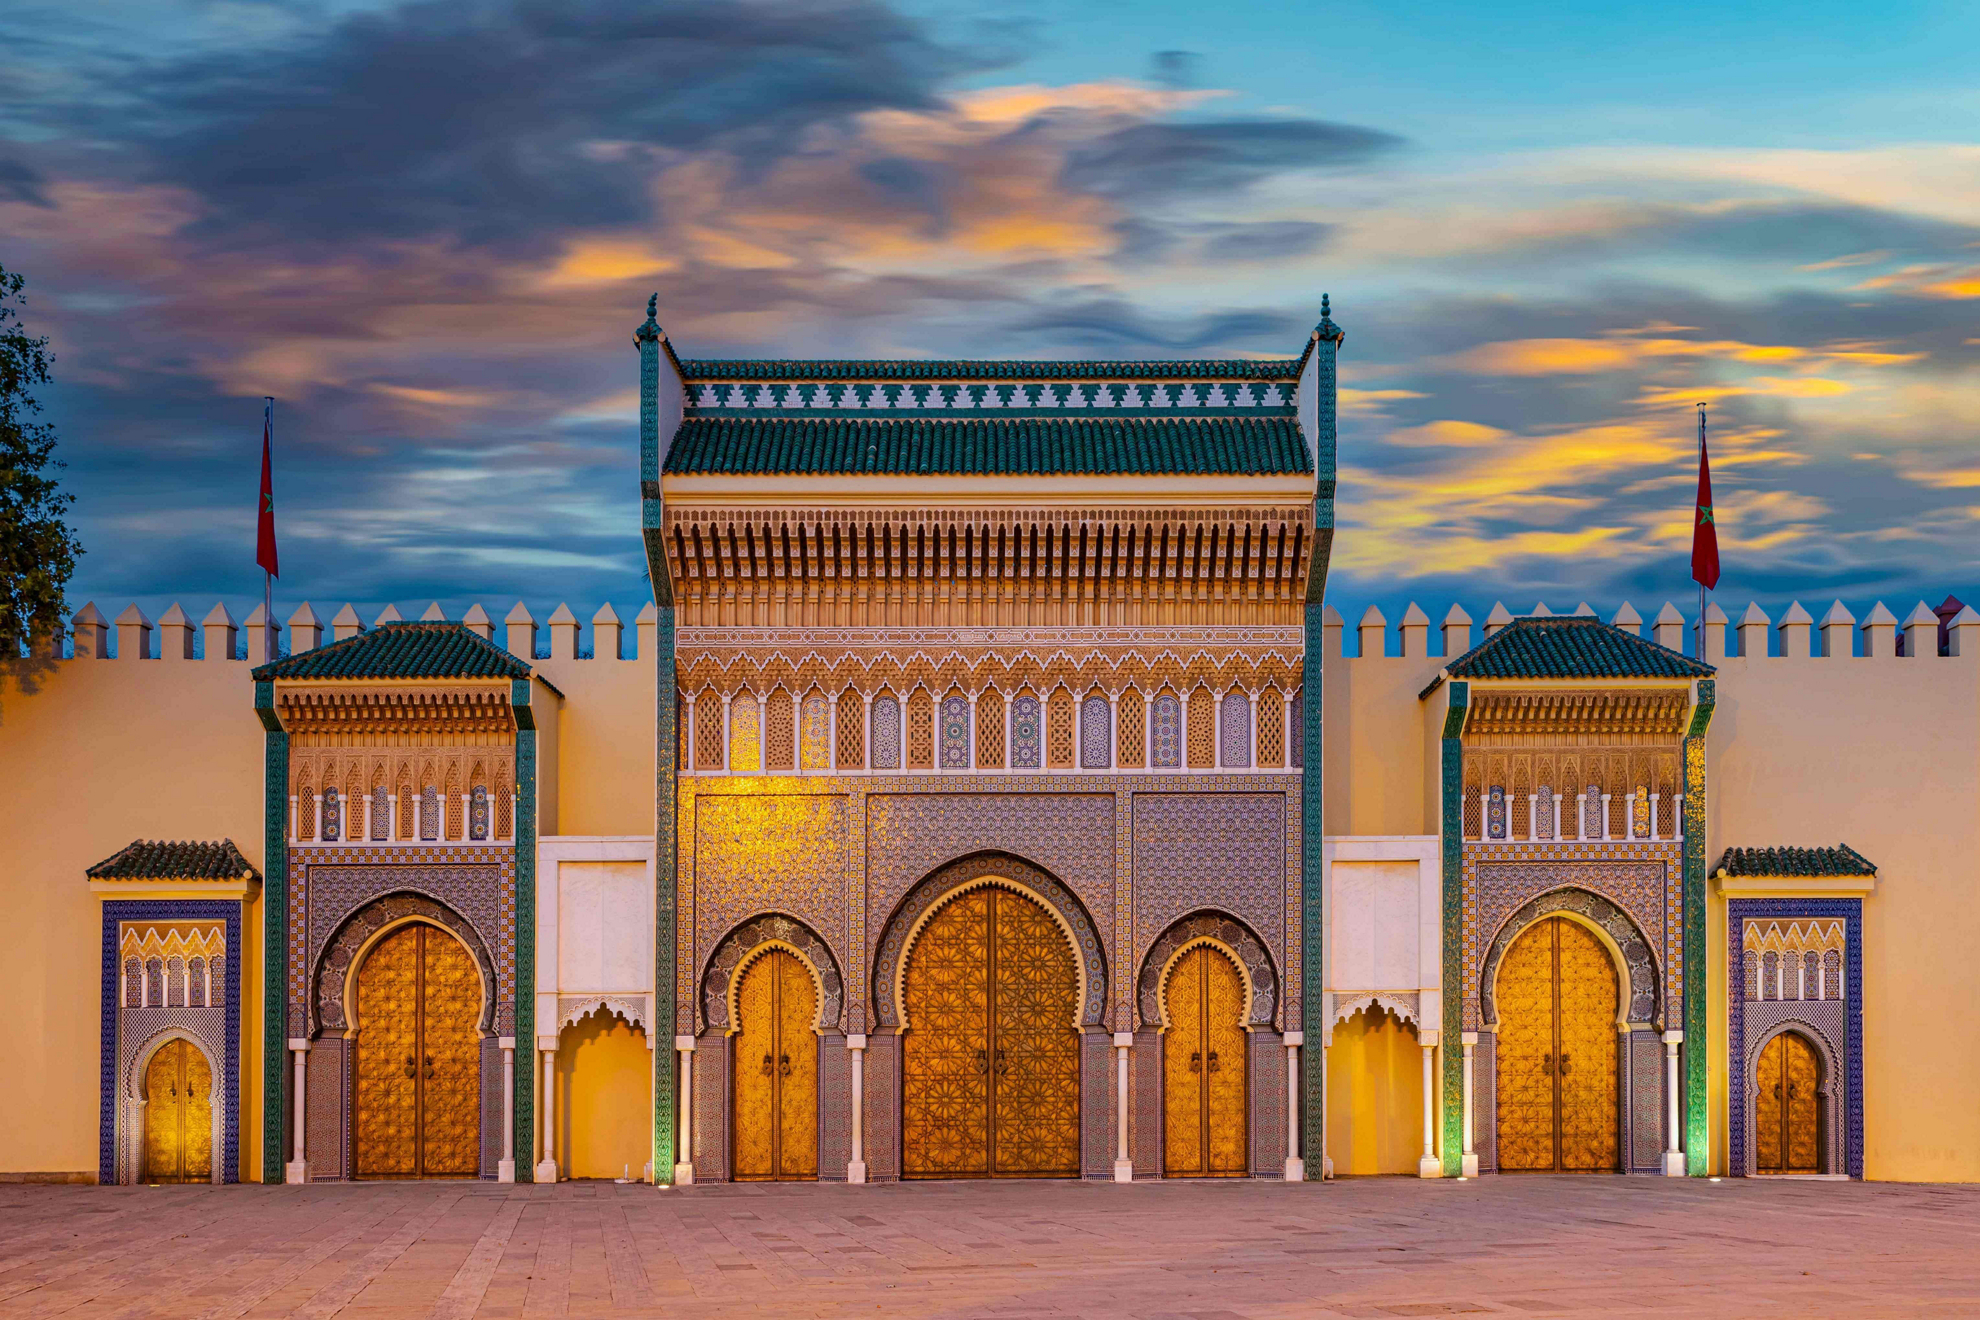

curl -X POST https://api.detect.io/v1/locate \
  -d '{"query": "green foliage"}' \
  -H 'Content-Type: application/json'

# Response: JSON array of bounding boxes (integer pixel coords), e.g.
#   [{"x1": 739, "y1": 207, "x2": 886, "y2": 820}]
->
[{"x1": 0, "y1": 263, "x2": 82, "y2": 659}]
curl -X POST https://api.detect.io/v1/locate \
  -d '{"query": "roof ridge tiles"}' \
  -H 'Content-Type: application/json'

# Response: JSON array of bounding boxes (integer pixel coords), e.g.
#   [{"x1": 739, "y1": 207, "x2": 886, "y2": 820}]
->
[
  {"x1": 1441, "y1": 613, "x2": 1714, "y2": 682},
  {"x1": 251, "y1": 619, "x2": 531, "y2": 681}
]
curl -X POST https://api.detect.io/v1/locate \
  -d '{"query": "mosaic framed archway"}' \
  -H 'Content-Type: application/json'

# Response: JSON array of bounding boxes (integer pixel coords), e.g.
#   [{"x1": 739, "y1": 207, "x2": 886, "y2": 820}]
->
[
  {"x1": 1481, "y1": 887, "x2": 1660, "y2": 1029},
  {"x1": 1727, "y1": 898, "x2": 1863, "y2": 1179},
  {"x1": 1137, "y1": 910, "x2": 1278, "y2": 1031},
  {"x1": 701, "y1": 912, "x2": 845, "y2": 1036}
]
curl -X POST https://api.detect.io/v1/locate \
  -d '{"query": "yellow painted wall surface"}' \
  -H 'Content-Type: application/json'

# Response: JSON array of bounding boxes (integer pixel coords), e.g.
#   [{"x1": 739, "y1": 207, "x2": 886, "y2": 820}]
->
[
  {"x1": 1322, "y1": 636, "x2": 1440, "y2": 838},
  {"x1": 555, "y1": 1011, "x2": 651, "y2": 1179},
  {"x1": 1326, "y1": 1007, "x2": 1423, "y2": 1175},
  {"x1": 532, "y1": 654, "x2": 654, "y2": 837},
  {"x1": 0, "y1": 650, "x2": 265, "y2": 1178},
  {"x1": 1708, "y1": 647, "x2": 1980, "y2": 1181}
]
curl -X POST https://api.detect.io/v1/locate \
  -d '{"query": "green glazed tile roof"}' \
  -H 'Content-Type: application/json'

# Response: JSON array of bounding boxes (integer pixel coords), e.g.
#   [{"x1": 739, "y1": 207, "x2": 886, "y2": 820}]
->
[
  {"x1": 1445, "y1": 616, "x2": 1714, "y2": 680},
  {"x1": 1719, "y1": 844, "x2": 1877, "y2": 877},
  {"x1": 251, "y1": 621, "x2": 531, "y2": 680},
  {"x1": 676, "y1": 358, "x2": 1300, "y2": 382},
  {"x1": 88, "y1": 838, "x2": 259, "y2": 882},
  {"x1": 663, "y1": 416, "x2": 1311, "y2": 476}
]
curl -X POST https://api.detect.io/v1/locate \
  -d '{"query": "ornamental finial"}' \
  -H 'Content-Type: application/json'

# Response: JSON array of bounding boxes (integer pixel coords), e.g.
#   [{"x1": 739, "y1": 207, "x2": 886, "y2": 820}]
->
[
  {"x1": 635, "y1": 292, "x2": 663, "y2": 346},
  {"x1": 1314, "y1": 292, "x2": 1343, "y2": 344}
]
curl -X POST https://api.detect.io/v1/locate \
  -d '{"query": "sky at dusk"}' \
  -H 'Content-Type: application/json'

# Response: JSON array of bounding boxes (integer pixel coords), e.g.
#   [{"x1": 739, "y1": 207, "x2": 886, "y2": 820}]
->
[{"x1": 5, "y1": 0, "x2": 1979, "y2": 648}]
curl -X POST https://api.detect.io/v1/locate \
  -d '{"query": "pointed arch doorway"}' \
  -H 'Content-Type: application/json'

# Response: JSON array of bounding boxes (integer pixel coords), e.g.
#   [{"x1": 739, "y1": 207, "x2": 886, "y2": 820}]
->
[
  {"x1": 352, "y1": 922, "x2": 482, "y2": 1178},
  {"x1": 1495, "y1": 915, "x2": 1620, "y2": 1173},
  {"x1": 901, "y1": 886, "x2": 1080, "y2": 1179},
  {"x1": 1161, "y1": 944, "x2": 1248, "y2": 1177}
]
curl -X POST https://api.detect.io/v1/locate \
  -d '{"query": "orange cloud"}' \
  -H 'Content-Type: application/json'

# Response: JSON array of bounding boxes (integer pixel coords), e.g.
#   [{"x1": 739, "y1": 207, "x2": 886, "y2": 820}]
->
[
  {"x1": 1636, "y1": 377, "x2": 1853, "y2": 406},
  {"x1": 1855, "y1": 264, "x2": 1980, "y2": 299}
]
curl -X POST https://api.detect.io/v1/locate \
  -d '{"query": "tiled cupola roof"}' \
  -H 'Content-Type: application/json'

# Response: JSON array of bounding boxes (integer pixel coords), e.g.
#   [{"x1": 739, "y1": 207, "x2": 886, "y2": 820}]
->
[
  {"x1": 1719, "y1": 845, "x2": 1877, "y2": 877},
  {"x1": 1445, "y1": 615, "x2": 1714, "y2": 680},
  {"x1": 675, "y1": 358, "x2": 1300, "y2": 381},
  {"x1": 87, "y1": 839, "x2": 259, "y2": 882},
  {"x1": 251, "y1": 621, "x2": 530, "y2": 681},
  {"x1": 664, "y1": 416, "x2": 1311, "y2": 477}
]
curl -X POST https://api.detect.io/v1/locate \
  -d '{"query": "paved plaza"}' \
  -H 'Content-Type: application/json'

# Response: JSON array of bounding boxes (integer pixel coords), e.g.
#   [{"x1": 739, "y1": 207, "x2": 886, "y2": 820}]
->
[{"x1": 2, "y1": 1175, "x2": 1976, "y2": 1318}]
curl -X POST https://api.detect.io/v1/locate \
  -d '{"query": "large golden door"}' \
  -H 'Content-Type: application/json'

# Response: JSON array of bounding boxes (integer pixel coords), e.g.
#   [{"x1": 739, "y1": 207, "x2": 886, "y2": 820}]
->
[
  {"x1": 143, "y1": 1039, "x2": 212, "y2": 1183},
  {"x1": 1755, "y1": 1032, "x2": 1821, "y2": 1174},
  {"x1": 1496, "y1": 916, "x2": 1619, "y2": 1172},
  {"x1": 732, "y1": 949, "x2": 819, "y2": 1180},
  {"x1": 1162, "y1": 946, "x2": 1249, "y2": 1177},
  {"x1": 354, "y1": 924, "x2": 482, "y2": 1178},
  {"x1": 902, "y1": 888, "x2": 1080, "y2": 1178}
]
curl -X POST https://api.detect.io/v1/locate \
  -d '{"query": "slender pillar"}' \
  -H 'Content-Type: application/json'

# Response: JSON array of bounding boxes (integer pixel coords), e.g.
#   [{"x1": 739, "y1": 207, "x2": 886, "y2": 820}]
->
[
  {"x1": 848, "y1": 1034, "x2": 868, "y2": 1183},
  {"x1": 862, "y1": 694, "x2": 873, "y2": 771},
  {"x1": 285, "y1": 1041, "x2": 309, "y2": 1183},
  {"x1": 498, "y1": 1040, "x2": 516, "y2": 1182},
  {"x1": 534, "y1": 1045, "x2": 558, "y2": 1182},
  {"x1": 1319, "y1": 1030, "x2": 1333, "y2": 1178},
  {"x1": 674, "y1": 1036, "x2": 695, "y2": 1185},
  {"x1": 683, "y1": 696, "x2": 695, "y2": 773},
  {"x1": 827, "y1": 694, "x2": 837, "y2": 773},
  {"x1": 720, "y1": 694, "x2": 732, "y2": 773},
  {"x1": 1112, "y1": 1032, "x2": 1132, "y2": 1182},
  {"x1": 1283, "y1": 1031, "x2": 1303, "y2": 1181},
  {"x1": 1418, "y1": 1037, "x2": 1440, "y2": 1177},
  {"x1": 1663, "y1": 1030, "x2": 1686, "y2": 1176},
  {"x1": 1107, "y1": 692, "x2": 1120, "y2": 771},
  {"x1": 1460, "y1": 1032, "x2": 1479, "y2": 1176}
]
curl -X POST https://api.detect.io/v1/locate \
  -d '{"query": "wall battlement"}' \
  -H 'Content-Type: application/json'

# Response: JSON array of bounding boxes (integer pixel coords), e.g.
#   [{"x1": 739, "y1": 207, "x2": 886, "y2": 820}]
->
[{"x1": 1320, "y1": 598, "x2": 1980, "y2": 664}]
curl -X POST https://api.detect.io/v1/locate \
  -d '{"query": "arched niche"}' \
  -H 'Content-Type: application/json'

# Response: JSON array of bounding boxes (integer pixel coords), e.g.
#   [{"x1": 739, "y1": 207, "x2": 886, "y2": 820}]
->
[
  {"x1": 313, "y1": 891, "x2": 498, "y2": 1036},
  {"x1": 1480, "y1": 886, "x2": 1661, "y2": 1029}
]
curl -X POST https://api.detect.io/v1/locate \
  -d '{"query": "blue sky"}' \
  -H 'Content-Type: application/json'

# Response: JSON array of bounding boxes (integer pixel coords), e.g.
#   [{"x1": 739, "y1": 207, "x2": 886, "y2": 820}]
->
[{"x1": 4, "y1": 0, "x2": 1978, "y2": 645}]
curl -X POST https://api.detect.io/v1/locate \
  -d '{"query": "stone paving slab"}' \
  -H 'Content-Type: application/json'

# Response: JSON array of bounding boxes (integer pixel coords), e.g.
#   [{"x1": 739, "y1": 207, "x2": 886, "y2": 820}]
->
[{"x1": 0, "y1": 1176, "x2": 1975, "y2": 1318}]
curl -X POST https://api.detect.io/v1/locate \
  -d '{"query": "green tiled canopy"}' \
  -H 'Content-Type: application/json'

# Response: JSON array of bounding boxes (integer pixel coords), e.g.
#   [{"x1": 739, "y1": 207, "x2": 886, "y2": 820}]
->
[
  {"x1": 1719, "y1": 844, "x2": 1877, "y2": 877},
  {"x1": 88, "y1": 838, "x2": 259, "y2": 882},
  {"x1": 676, "y1": 358, "x2": 1300, "y2": 382},
  {"x1": 663, "y1": 416, "x2": 1311, "y2": 476},
  {"x1": 1444, "y1": 616, "x2": 1714, "y2": 680},
  {"x1": 251, "y1": 621, "x2": 530, "y2": 680}
]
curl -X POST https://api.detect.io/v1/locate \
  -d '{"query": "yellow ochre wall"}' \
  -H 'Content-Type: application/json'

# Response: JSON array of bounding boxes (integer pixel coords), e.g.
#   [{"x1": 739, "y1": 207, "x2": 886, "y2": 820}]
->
[
  {"x1": 0, "y1": 649, "x2": 265, "y2": 1180},
  {"x1": 1705, "y1": 641, "x2": 1980, "y2": 1182}
]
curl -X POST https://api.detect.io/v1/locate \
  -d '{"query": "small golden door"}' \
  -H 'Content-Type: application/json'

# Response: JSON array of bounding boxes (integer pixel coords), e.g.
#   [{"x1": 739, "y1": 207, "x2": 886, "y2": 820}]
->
[
  {"x1": 732, "y1": 949, "x2": 818, "y2": 1180},
  {"x1": 1755, "y1": 1032, "x2": 1821, "y2": 1173},
  {"x1": 1162, "y1": 945, "x2": 1249, "y2": 1177},
  {"x1": 143, "y1": 1039, "x2": 212, "y2": 1183}
]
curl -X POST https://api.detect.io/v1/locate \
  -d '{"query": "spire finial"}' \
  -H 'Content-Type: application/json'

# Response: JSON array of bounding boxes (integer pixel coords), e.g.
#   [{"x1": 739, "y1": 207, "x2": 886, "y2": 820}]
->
[
  {"x1": 1314, "y1": 292, "x2": 1342, "y2": 344},
  {"x1": 635, "y1": 292, "x2": 662, "y2": 346}
]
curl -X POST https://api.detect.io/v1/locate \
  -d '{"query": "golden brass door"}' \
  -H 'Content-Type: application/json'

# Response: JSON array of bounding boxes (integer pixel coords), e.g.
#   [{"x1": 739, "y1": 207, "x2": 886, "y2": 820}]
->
[
  {"x1": 1495, "y1": 916, "x2": 1619, "y2": 1173},
  {"x1": 1755, "y1": 1032, "x2": 1821, "y2": 1173},
  {"x1": 354, "y1": 923, "x2": 482, "y2": 1178},
  {"x1": 142, "y1": 1039, "x2": 212, "y2": 1183},
  {"x1": 903, "y1": 887, "x2": 1080, "y2": 1178},
  {"x1": 1162, "y1": 946, "x2": 1249, "y2": 1177},
  {"x1": 732, "y1": 949, "x2": 819, "y2": 1181}
]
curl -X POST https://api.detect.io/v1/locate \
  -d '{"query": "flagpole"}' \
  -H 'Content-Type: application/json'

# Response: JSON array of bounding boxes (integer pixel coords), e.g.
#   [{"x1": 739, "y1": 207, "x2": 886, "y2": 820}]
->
[
  {"x1": 1695, "y1": 402, "x2": 1707, "y2": 659},
  {"x1": 264, "y1": 397, "x2": 276, "y2": 662}
]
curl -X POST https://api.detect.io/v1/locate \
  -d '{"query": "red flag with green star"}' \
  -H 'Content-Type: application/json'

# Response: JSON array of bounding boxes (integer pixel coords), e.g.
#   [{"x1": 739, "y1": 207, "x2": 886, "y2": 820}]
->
[
  {"x1": 257, "y1": 399, "x2": 279, "y2": 578},
  {"x1": 1690, "y1": 424, "x2": 1719, "y2": 590}
]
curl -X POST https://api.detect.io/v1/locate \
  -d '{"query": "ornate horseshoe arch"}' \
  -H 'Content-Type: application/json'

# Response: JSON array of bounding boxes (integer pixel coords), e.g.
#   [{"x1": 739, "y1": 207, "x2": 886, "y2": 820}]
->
[
  {"x1": 1138, "y1": 911, "x2": 1278, "y2": 1030},
  {"x1": 871, "y1": 851, "x2": 1108, "y2": 1030},
  {"x1": 701, "y1": 913, "x2": 845, "y2": 1035},
  {"x1": 313, "y1": 892, "x2": 498, "y2": 1037},
  {"x1": 1743, "y1": 1019, "x2": 1843, "y2": 1175},
  {"x1": 1480, "y1": 887, "x2": 1661, "y2": 1029}
]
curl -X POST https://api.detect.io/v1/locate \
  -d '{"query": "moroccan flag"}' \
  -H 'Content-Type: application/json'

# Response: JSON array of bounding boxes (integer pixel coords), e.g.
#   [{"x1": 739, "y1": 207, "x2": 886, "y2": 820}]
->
[
  {"x1": 257, "y1": 398, "x2": 279, "y2": 578},
  {"x1": 1690, "y1": 416, "x2": 1719, "y2": 590}
]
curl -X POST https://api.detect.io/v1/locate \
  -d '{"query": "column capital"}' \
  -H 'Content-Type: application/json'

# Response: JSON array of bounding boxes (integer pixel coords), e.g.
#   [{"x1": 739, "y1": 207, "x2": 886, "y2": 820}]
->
[
  {"x1": 287, "y1": 1038, "x2": 312, "y2": 1052},
  {"x1": 1281, "y1": 1030, "x2": 1303, "y2": 1047},
  {"x1": 1112, "y1": 1031, "x2": 1134, "y2": 1048},
  {"x1": 675, "y1": 1034, "x2": 697, "y2": 1052},
  {"x1": 1662, "y1": 1029, "x2": 1685, "y2": 1045},
  {"x1": 846, "y1": 1033, "x2": 868, "y2": 1049},
  {"x1": 1460, "y1": 1031, "x2": 1479, "y2": 1046}
]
